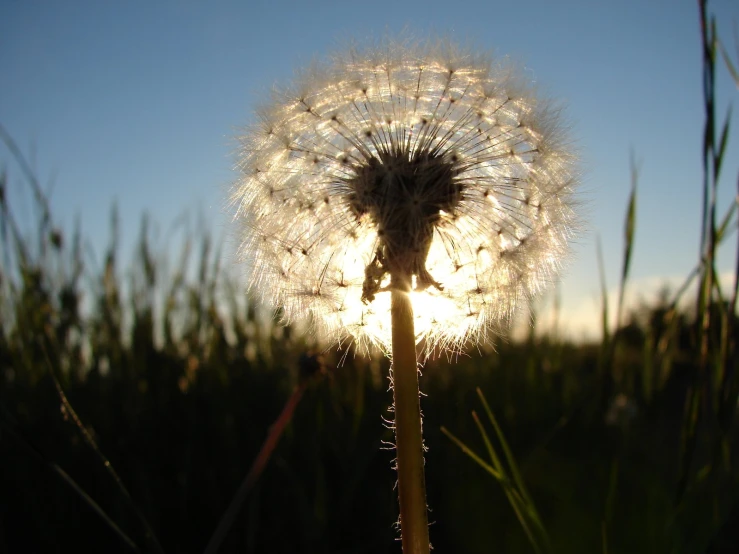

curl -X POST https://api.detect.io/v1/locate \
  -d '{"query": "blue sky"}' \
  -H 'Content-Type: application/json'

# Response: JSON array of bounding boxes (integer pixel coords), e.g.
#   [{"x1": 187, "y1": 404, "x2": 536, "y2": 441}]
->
[{"x1": 2, "y1": 0, "x2": 738, "y2": 339}]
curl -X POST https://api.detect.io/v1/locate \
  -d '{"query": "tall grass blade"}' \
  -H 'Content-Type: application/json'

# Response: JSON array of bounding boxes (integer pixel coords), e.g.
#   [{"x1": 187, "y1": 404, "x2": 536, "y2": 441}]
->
[{"x1": 616, "y1": 157, "x2": 638, "y2": 330}]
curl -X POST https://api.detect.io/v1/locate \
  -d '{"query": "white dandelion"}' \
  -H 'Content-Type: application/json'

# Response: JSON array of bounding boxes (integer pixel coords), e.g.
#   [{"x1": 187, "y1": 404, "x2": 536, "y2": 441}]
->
[
  {"x1": 231, "y1": 38, "x2": 579, "y2": 554},
  {"x1": 233, "y1": 40, "x2": 578, "y2": 356}
]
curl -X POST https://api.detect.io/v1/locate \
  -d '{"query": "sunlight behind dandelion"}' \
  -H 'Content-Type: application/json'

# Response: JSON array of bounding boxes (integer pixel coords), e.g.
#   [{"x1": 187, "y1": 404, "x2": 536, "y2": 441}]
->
[{"x1": 233, "y1": 40, "x2": 578, "y2": 357}]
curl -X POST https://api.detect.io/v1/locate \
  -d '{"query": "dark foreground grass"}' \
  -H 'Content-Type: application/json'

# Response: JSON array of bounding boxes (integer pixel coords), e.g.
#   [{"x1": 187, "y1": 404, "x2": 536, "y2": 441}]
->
[
  {"x1": 1, "y1": 251, "x2": 737, "y2": 554},
  {"x1": 2, "y1": 2, "x2": 739, "y2": 552}
]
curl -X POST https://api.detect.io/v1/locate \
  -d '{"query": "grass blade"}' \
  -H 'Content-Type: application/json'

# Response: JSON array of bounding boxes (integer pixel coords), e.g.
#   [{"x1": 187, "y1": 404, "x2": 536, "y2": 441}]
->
[
  {"x1": 0, "y1": 406, "x2": 140, "y2": 553},
  {"x1": 470, "y1": 411, "x2": 544, "y2": 554},
  {"x1": 717, "y1": 37, "x2": 739, "y2": 88},
  {"x1": 476, "y1": 388, "x2": 533, "y2": 507},
  {"x1": 616, "y1": 157, "x2": 638, "y2": 330},
  {"x1": 42, "y1": 344, "x2": 165, "y2": 554},
  {"x1": 440, "y1": 426, "x2": 502, "y2": 480}
]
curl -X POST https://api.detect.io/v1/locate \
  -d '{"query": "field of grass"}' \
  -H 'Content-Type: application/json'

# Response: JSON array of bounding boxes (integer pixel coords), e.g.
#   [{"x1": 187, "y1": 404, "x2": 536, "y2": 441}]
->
[{"x1": 2, "y1": 3, "x2": 739, "y2": 553}]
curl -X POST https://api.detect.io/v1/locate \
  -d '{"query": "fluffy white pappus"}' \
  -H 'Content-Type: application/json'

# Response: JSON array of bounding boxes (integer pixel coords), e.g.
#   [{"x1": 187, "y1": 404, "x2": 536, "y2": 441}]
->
[{"x1": 231, "y1": 39, "x2": 580, "y2": 357}]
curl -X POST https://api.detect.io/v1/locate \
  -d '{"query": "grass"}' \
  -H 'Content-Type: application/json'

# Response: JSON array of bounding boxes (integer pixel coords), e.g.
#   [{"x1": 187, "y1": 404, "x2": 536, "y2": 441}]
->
[{"x1": 1, "y1": 2, "x2": 739, "y2": 552}]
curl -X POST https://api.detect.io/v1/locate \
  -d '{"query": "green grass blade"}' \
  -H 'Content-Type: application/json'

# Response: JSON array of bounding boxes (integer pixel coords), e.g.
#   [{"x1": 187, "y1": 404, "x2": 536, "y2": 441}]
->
[
  {"x1": 715, "y1": 198, "x2": 737, "y2": 242},
  {"x1": 440, "y1": 426, "x2": 502, "y2": 480},
  {"x1": 476, "y1": 389, "x2": 552, "y2": 551},
  {"x1": 714, "y1": 108, "x2": 731, "y2": 180},
  {"x1": 616, "y1": 158, "x2": 638, "y2": 329},
  {"x1": 442, "y1": 422, "x2": 546, "y2": 554},
  {"x1": 505, "y1": 490, "x2": 544, "y2": 554},
  {"x1": 471, "y1": 409, "x2": 541, "y2": 550},
  {"x1": 717, "y1": 37, "x2": 739, "y2": 88},
  {"x1": 471, "y1": 410, "x2": 504, "y2": 473},
  {"x1": 476, "y1": 388, "x2": 533, "y2": 506}
]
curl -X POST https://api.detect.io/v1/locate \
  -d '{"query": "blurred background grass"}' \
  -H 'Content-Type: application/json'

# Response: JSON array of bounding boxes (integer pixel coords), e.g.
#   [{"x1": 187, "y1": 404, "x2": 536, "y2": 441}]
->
[{"x1": 2, "y1": 3, "x2": 739, "y2": 553}]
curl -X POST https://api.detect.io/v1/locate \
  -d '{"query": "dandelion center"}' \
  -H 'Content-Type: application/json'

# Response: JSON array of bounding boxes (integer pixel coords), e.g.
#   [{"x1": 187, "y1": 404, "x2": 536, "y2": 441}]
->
[{"x1": 346, "y1": 151, "x2": 463, "y2": 301}]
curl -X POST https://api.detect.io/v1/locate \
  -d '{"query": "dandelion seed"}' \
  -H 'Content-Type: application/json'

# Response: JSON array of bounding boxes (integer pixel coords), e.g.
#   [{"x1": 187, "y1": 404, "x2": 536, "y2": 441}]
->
[{"x1": 232, "y1": 39, "x2": 579, "y2": 356}]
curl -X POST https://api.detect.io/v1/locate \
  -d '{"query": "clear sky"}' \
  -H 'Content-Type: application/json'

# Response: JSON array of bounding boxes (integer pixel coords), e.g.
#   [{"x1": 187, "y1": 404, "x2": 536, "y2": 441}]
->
[{"x1": 2, "y1": 0, "x2": 738, "y2": 340}]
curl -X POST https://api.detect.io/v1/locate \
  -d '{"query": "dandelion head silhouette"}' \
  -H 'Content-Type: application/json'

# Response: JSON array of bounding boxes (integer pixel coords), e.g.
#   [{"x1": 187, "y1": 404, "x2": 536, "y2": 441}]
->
[{"x1": 232, "y1": 39, "x2": 579, "y2": 354}]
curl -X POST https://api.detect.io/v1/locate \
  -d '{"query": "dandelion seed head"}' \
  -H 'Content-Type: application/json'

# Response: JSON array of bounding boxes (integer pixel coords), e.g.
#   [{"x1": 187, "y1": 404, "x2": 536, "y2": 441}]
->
[{"x1": 232, "y1": 38, "x2": 580, "y2": 356}]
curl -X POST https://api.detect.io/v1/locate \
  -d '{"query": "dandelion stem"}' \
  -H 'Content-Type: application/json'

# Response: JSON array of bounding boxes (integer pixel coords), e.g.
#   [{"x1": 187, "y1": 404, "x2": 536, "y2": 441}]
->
[{"x1": 391, "y1": 280, "x2": 430, "y2": 554}]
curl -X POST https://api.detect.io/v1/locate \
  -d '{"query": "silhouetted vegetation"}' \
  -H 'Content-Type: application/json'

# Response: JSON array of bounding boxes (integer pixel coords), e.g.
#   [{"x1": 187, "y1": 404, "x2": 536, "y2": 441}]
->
[{"x1": 2, "y1": 2, "x2": 738, "y2": 552}]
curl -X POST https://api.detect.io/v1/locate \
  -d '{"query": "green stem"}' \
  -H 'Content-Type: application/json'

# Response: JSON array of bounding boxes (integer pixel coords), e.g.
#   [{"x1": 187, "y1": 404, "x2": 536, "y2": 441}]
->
[{"x1": 391, "y1": 284, "x2": 430, "y2": 554}]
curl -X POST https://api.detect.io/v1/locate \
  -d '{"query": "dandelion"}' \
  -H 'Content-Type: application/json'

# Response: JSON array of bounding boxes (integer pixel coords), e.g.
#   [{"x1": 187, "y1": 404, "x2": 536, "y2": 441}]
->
[{"x1": 232, "y1": 38, "x2": 579, "y2": 554}]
